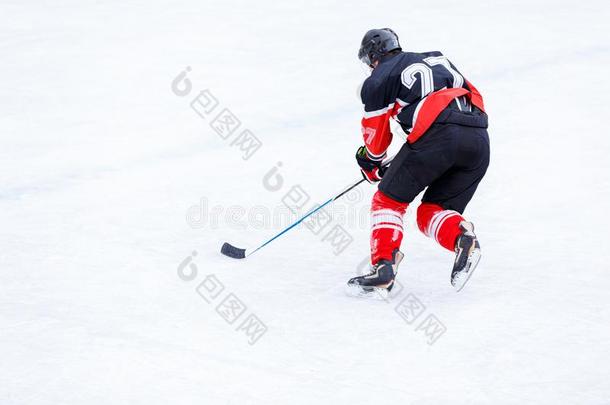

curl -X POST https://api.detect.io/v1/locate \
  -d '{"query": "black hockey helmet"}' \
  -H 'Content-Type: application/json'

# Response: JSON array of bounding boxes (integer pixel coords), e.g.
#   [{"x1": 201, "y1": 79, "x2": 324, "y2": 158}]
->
[{"x1": 358, "y1": 28, "x2": 401, "y2": 67}]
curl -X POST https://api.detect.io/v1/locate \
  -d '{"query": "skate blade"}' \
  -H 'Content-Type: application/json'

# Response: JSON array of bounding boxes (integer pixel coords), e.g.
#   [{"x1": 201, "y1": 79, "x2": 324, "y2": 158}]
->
[
  {"x1": 452, "y1": 249, "x2": 482, "y2": 292},
  {"x1": 344, "y1": 284, "x2": 392, "y2": 301}
]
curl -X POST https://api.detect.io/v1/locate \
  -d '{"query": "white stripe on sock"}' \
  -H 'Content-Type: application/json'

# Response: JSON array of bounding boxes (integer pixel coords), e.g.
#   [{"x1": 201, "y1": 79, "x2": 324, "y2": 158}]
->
[
  {"x1": 372, "y1": 224, "x2": 403, "y2": 233},
  {"x1": 372, "y1": 214, "x2": 403, "y2": 227},
  {"x1": 372, "y1": 209, "x2": 403, "y2": 218},
  {"x1": 434, "y1": 213, "x2": 459, "y2": 243},
  {"x1": 427, "y1": 210, "x2": 460, "y2": 239}
]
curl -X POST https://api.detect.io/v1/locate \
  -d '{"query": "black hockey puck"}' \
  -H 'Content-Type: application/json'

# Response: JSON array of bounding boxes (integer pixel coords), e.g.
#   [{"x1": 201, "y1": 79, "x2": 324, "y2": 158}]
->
[{"x1": 221, "y1": 242, "x2": 246, "y2": 259}]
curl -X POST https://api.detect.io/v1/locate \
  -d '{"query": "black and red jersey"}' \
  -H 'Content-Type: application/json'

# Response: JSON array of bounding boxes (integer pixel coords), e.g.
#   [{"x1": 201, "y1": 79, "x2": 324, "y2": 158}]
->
[{"x1": 360, "y1": 51, "x2": 485, "y2": 160}]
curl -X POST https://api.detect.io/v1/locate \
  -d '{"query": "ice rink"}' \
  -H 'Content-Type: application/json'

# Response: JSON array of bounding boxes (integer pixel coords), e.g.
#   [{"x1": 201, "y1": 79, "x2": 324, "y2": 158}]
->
[{"x1": 2, "y1": 0, "x2": 610, "y2": 403}]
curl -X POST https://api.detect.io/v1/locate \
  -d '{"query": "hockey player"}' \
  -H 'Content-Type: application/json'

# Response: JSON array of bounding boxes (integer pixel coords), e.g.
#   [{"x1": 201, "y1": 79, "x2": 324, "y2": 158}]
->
[{"x1": 347, "y1": 28, "x2": 490, "y2": 295}]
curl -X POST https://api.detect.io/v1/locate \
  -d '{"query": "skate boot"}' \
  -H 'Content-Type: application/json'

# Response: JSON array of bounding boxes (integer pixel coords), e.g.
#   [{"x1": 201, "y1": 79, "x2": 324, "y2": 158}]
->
[
  {"x1": 346, "y1": 250, "x2": 404, "y2": 299},
  {"x1": 451, "y1": 221, "x2": 482, "y2": 291}
]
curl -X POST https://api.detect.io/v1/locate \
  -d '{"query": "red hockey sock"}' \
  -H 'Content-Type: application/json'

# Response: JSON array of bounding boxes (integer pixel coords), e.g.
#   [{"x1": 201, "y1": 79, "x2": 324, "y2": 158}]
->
[
  {"x1": 370, "y1": 190, "x2": 408, "y2": 264},
  {"x1": 417, "y1": 203, "x2": 464, "y2": 251}
]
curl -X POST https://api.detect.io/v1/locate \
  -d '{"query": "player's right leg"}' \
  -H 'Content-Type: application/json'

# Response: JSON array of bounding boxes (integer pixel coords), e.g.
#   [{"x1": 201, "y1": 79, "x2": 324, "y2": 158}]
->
[
  {"x1": 416, "y1": 126, "x2": 490, "y2": 290},
  {"x1": 417, "y1": 203, "x2": 482, "y2": 291}
]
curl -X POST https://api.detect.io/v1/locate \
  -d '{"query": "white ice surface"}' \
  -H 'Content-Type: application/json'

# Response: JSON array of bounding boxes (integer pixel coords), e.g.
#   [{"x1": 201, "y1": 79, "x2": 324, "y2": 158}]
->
[{"x1": 1, "y1": 1, "x2": 610, "y2": 404}]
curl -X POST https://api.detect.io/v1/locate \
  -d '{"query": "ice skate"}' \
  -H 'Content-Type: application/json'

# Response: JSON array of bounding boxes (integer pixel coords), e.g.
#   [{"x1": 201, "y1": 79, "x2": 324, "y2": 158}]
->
[
  {"x1": 451, "y1": 221, "x2": 481, "y2": 291},
  {"x1": 346, "y1": 250, "x2": 404, "y2": 299}
]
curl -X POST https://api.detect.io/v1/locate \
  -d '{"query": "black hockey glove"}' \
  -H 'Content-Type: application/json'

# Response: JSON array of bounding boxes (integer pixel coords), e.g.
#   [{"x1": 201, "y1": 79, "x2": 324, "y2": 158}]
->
[{"x1": 356, "y1": 146, "x2": 385, "y2": 183}]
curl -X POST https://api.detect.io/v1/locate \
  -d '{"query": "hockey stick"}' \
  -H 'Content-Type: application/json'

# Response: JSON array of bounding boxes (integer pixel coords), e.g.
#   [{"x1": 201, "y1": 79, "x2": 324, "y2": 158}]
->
[{"x1": 221, "y1": 155, "x2": 395, "y2": 259}]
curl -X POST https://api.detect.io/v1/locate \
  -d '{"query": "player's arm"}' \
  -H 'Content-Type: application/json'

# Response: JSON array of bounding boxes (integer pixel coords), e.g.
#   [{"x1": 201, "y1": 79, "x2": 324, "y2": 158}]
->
[
  {"x1": 356, "y1": 79, "x2": 393, "y2": 183},
  {"x1": 360, "y1": 78, "x2": 393, "y2": 159}
]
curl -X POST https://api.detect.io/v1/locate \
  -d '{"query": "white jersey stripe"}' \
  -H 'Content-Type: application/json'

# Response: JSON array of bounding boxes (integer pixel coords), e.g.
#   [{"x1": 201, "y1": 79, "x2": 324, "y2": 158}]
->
[
  {"x1": 409, "y1": 97, "x2": 427, "y2": 132},
  {"x1": 362, "y1": 102, "x2": 395, "y2": 119},
  {"x1": 396, "y1": 98, "x2": 409, "y2": 107},
  {"x1": 363, "y1": 98, "x2": 410, "y2": 120}
]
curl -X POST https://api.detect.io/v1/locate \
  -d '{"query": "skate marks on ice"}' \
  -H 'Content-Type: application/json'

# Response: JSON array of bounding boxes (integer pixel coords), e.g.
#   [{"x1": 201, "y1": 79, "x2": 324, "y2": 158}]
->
[{"x1": 344, "y1": 283, "x2": 396, "y2": 301}]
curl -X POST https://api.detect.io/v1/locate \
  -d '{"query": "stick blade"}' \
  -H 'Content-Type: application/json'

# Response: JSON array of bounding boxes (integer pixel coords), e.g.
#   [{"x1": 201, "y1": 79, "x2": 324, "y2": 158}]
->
[{"x1": 221, "y1": 242, "x2": 246, "y2": 259}]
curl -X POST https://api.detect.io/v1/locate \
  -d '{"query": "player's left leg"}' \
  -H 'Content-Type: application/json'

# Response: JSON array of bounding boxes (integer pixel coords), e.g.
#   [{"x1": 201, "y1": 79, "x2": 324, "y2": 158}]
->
[
  {"x1": 346, "y1": 190, "x2": 408, "y2": 298},
  {"x1": 369, "y1": 190, "x2": 408, "y2": 264}
]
